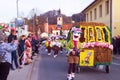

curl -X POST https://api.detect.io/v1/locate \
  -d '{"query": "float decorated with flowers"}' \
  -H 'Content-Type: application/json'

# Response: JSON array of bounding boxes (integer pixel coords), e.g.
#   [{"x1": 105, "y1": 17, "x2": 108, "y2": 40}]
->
[{"x1": 67, "y1": 22, "x2": 113, "y2": 73}]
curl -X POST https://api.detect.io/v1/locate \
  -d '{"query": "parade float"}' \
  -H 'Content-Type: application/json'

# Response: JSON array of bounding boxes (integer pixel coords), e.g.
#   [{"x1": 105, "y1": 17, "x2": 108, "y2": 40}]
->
[{"x1": 67, "y1": 22, "x2": 113, "y2": 73}]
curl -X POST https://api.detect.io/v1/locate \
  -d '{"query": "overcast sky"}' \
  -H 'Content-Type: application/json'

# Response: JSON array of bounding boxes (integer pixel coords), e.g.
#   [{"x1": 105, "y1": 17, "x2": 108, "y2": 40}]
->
[{"x1": 0, "y1": 0, "x2": 94, "y2": 23}]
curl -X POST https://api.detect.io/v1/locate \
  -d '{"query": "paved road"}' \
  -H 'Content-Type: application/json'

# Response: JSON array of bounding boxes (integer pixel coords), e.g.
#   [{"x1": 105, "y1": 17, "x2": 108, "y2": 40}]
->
[{"x1": 37, "y1": 45, "x2": 120, "y2": 80}]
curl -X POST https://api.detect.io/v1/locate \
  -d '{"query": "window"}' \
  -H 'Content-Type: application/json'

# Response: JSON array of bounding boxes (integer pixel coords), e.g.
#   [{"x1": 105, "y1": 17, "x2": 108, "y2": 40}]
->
[
  {"x1": 94, "y1": 8, "x2": 97, "y2": 19},
  {"x1": 59, "y1": 18, "x2": 60, "y2": 20},
  {"x1": 90, "y1": 11, "x2": 92, "y2": 21},
  {"x1": 105, "y1": 0, "x2": 109, "y2": 14},
  {"x1": 56, "y1": 32, "x2": 58, "y2": 35},
  {"x1": 86, "y1": 13, "x2": 88, "y2": 22},
  {"x1": 99, "y1": 5, "x2": 102, "y2": 17}
]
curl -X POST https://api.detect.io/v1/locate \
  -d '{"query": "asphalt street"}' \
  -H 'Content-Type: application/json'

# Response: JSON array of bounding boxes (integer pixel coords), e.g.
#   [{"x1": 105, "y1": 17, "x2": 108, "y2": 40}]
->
[{"x1": 38, "y1": 45, "x2": 120, "y2": 80}]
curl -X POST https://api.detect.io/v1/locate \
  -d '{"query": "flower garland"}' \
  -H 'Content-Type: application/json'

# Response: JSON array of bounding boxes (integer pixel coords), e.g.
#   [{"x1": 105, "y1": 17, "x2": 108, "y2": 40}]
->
[{"x1": 82, "y1": 42, "x2": 113, "y2": 50}]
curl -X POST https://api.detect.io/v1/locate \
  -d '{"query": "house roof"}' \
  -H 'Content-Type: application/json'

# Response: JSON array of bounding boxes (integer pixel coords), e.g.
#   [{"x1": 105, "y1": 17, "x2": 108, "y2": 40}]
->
[
  {"x1": 48, "y1": 24, "x2": 71, "y2": 31},
  {"x1": 82, "y1": 0, "x2": 100, "y2": 13},
  {"x1": 62, "y1": 24, "x2": 71, "y2": 30},
  {"x1": 48, "y1": 25, "x2": 57, "y2": 33},
  {"x1": 47, "y1": 24, "x2": 72, "y2": 34}
]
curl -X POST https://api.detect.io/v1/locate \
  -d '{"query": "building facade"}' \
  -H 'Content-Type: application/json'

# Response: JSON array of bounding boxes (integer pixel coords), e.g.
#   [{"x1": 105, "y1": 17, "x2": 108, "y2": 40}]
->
[
  {"x1": 112, "y1": 0, "x2": 120, "y2": 37},
  {"x1": 48, "y1": 24, "x2": 71, "y2": 37},
  {"x1": 83, "y1": 0, "x2": 120, "y2": 37}
]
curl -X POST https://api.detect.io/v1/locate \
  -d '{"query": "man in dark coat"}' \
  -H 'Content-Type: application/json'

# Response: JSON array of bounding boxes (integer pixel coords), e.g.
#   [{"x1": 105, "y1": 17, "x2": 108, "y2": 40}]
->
[
  {"x1": 18, "y1": 35, "x2": 25, "y2": 67},
  {"x1": 8, "y1": 30, "x2": 19, "y2": 70}
]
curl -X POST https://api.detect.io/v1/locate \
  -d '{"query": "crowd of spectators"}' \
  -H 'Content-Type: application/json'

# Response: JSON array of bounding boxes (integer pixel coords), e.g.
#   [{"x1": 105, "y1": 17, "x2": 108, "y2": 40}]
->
[
  {"x1": 0, "y1": 29, "x2": 39, "y2": 80},
  {"x1": 112, "y1": 36, "x2": 120, "y2": 55}
]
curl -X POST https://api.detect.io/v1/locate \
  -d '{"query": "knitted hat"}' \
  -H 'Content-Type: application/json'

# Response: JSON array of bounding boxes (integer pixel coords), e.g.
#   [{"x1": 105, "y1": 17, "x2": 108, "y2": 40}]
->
[{"x1": 0, "y1": 30, "x2": 6, "y2": 41}]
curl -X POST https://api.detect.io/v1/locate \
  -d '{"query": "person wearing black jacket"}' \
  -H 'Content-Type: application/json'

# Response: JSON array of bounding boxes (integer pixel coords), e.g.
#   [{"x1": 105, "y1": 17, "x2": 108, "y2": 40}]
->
[
  {"x1": 18, "y1": 35, "x2": 25, "y2": 68},
  {"x1": 8, "y1": 30, "x2": 19, "y2": 70},
  {"x1": 112, "y1": 37, "x2": 117, "y2": 54},
  {"x1": 118, "y1": 36, "x2": 120, "y2": 55},
  {"x1": 31, "y1": 34, "x2": 39, "y2": 56}
]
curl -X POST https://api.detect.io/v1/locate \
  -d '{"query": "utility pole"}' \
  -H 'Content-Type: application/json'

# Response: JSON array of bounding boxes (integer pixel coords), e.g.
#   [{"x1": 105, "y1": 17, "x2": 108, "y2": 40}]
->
[
  {"x1": 32, "y1": 8, "x2": 38, "y2": 37},
  {"x1": 32, "y1": 8, "x2": 35, "y2": 33},
  {"x1": 16, "y1": 0, "x2": 19, "y2": 37},
  {"x1": 16, "y1": 0, "x2": 19, "y2": 18},
  {"x1": 34, "y1": 13, "x2": 38, "y2": 37}
]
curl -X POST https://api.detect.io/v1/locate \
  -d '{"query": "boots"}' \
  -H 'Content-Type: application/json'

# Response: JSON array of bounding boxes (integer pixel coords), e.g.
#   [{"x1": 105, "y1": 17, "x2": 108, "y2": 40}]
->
[
  {"x1": 67, "y1": 73, "x2": 75, "y2": 80},
  {"x1": 71, "y1": 73, "x2": 75, "y2": 80},
  {"x1": 48, "y1": 53, "x2": 51, "y2": 55},
  {"x1": 67, "y1": 74, "x2": 72, "y2": 80}
]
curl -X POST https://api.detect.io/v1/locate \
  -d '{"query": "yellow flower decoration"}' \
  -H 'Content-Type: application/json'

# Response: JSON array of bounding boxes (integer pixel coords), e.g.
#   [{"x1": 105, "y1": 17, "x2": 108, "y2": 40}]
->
[{"x1": 88, "y1": 26, "x2": 95, "y2": 42}]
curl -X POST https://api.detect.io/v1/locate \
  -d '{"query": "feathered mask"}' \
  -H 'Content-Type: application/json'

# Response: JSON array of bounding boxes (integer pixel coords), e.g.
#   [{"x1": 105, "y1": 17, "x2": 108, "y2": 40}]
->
[
  {"x1": 71, "y1": 27, "x2": 81, "y2": 41},
  {"x1": 71, "y1": 27, "x2": 81, "y2": 33}
]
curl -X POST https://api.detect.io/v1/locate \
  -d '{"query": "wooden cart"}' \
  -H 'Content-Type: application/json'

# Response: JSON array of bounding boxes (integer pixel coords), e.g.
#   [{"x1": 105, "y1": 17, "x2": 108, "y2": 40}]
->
[{"x1": 67, "y1": 22, "x2": 113, "y2": 73}]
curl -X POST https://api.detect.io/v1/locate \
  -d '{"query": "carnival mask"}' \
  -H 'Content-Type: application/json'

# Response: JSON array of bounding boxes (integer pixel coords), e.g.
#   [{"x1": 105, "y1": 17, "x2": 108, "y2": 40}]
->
[{"x1": 71, "y1": 27, "x2": 81, "y2": 41}]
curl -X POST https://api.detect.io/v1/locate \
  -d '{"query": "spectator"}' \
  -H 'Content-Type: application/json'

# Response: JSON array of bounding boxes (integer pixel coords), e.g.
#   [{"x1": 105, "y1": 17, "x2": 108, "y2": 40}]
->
[
  {"x1": 112, "y1": 36, "x2": 117, "y2": 55},
  {"x1": 118, "y1": 36, "x2": 120, "y2": 55},
  {"x1": 18, "y1": 35, "x2": 26, "y2": 68},
  {"x1": 24, "y1": 36, "x2": 32, "y2": 64},
  {"x1": 8, "y1": 30, "x2": 19, "y2": 70},
  {"x1": 0, "y1": 30, "x2": 18, "y2": 80},
  {"x1": 31, "y1": 33, "x2": 39, "y2": 56}
]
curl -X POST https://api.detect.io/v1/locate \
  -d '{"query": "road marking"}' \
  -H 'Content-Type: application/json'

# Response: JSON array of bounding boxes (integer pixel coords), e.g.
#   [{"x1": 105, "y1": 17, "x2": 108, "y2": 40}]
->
[{"x1": 112, "y1": 62, "x2": 120, "y2": 66}]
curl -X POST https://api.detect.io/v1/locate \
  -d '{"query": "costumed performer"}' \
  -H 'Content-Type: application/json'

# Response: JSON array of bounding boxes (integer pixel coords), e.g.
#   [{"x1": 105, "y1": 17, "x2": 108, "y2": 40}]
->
[{"x1": 66, "y1": 26, "x2": 82, "y2": 80}]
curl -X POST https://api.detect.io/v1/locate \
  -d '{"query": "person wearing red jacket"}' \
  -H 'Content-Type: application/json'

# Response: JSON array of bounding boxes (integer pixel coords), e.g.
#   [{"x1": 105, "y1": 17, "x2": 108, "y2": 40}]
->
[{"x1": 24, "y1": 36, "x2": 32, "y2": 64}]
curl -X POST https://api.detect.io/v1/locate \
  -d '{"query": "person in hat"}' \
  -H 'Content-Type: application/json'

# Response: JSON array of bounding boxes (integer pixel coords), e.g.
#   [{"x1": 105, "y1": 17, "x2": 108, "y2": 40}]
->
[
  {"x1": 0, "y1": 30, "x2": 18, "y2": 80},
  {"x1": 66, "y1": 27, "x2": 82, "y2": 80}
]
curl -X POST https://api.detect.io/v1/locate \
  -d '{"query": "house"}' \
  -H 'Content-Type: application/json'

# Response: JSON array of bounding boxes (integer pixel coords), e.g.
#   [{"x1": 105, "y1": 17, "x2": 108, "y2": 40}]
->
[
  {"x1": 48, "y1": 24, "x2": 71, "y2": 37},
  {"x1": 82, "y1": 0, "x2": 120, "y2": 37},
  {"x1": 43, "y1": 9, "x2": 72, "y2": 37}
]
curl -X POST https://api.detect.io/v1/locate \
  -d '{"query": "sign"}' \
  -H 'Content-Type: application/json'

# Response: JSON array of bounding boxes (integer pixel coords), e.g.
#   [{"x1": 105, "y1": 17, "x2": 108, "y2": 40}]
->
[
  {"x1": 10, "y1": 22, "x2": 15, "y2": 27},
  {"x1": 15, "y1": 18, "x2": 24, "y2": 27},
  {"x1": 79, "y1": 50, "x2": 94, "y2": 66}
]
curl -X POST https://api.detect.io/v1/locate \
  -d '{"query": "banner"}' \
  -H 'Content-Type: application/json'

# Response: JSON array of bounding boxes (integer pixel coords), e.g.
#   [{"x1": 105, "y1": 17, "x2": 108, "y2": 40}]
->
[{"x1": 80, "y1": 50, "x2": 94, "y2": 66}]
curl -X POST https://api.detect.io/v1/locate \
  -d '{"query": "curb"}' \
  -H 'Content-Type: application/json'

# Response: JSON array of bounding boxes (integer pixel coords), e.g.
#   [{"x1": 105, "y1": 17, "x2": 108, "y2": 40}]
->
[
  {"x1": 28, "y1": 55, "x2": 40, "y2": 80},
  {"x1": 27, "y1": 56, "x2": 36, "y2": 80},
  {"x1": 7, "y1": 56, "x2": 38, "y2": 80}
]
